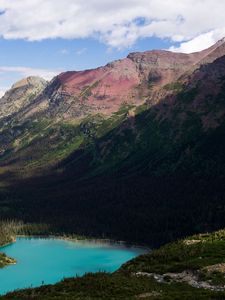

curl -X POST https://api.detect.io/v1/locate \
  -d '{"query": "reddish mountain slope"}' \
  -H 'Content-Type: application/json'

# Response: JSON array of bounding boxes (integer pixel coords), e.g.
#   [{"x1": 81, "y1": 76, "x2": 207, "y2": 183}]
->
[{"x1": 3, "y1": 38, "x2": 225, "y2": 123}]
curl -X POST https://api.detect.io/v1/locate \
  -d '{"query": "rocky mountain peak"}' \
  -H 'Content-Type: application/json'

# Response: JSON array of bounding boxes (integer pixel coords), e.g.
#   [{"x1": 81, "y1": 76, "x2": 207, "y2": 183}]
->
[
  {"x1": 0, "y1": 76, "x2": 47, "y2": 120},
  {"x1": 11, "y1": 76, "x2": 47, "y2": 90}
]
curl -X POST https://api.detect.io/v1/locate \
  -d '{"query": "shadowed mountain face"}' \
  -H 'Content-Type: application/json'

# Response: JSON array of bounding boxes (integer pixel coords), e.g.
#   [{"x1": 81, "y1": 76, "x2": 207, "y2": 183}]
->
[{"x1": 1, "y1": 40, "x2": 225, "y2": 246}]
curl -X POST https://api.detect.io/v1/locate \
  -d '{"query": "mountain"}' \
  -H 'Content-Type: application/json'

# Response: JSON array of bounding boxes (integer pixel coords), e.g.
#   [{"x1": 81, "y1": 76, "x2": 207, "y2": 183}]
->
[
  {"x1": 2, "y1": 37, "x2": 225, "y2": 124},
  {"x1": 0, "y1": 38, "x2": 225, "y2": 172},
  {"x1": 1, "y1": 39, "x2": 225, "y2": 246}
]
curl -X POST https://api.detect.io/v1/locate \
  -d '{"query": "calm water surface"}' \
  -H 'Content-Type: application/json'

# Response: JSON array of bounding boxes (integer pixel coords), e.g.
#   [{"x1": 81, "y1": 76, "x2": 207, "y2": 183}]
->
[{"x1": 0, "y1": 237, "x2": 146, "y2": 295}]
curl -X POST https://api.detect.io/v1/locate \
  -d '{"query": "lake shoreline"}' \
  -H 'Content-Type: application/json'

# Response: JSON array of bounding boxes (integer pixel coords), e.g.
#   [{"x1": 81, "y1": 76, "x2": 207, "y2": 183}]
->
[
  {"x1": 0, "y1": 232, "x2": 149, "y2": 273},
  {"x1": 0, "y1": 235, "x2": 149, "y2": 269},
  {"x1": 15, "y1": 234, "x2": 150, "y2": 252}
]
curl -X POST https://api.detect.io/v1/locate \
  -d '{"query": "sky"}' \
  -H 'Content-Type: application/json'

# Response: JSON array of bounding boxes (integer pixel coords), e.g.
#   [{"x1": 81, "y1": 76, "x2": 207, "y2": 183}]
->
[{"x1": 0, "y1": 0, "x2": 225, "y2": 96}]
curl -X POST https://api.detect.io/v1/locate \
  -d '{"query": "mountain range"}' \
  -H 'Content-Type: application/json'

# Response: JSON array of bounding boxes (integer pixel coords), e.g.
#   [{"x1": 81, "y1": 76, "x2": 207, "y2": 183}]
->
[{"x1": 1, "y1": 39, "x2": 225, "y2": 246}]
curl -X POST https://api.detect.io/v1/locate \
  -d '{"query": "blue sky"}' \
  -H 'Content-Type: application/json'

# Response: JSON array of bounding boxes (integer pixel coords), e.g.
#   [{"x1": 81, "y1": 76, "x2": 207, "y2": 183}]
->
[
  {"x1": 0, "y1": 36, "x2": 173, "y2": 71},
  {"x1": 0, "y1": 0, "x2": 225, "y2": 96}
]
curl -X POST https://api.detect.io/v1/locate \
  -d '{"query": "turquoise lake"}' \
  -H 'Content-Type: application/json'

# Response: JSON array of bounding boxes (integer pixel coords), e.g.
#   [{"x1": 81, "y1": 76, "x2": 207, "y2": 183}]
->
[{"x1": 0, "y1": 237, "x2": 146, "y2": 295}]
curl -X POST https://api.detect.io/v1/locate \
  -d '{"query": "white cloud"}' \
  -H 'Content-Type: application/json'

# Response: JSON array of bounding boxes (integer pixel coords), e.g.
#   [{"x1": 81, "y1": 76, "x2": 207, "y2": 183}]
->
[
  {"x1": 0, "y1": 0, "x2": 224, "y2": 51},
  {"x1": 169, "y1": 29, "x2": 225, "y2": 53},
  {"x1": 0, "y1": 66, "x2": 60, "y2": 81},
  {"x1": 60, "y1": 48, "x2": 69, "y2": 55},
  {"x1": 75, "y1": 48, "x2": 87, "y2": 55}
]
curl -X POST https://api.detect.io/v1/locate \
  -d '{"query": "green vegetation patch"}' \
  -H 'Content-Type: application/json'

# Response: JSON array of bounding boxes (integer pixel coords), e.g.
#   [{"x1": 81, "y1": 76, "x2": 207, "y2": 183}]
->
[
  {"x1": 122, "y1": 230, "x2": 225, "y2": 274},
  {"x1": 0, "y1": 253, "x2": 16, "y2": 268},
  {"x1": 163, "y1": 82, "x2": 183, "y2": 92}
]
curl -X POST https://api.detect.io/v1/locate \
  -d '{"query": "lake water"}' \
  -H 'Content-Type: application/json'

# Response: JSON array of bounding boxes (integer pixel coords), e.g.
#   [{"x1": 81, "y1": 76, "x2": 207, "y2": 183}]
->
[{"x1": 0, "y1": 237, "x2": 146, "y2": 295}]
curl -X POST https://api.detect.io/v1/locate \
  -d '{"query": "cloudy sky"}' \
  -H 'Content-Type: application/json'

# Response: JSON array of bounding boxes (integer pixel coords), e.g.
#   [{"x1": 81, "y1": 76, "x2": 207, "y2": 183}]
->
[{"x1": 0, "y1": 0, "x2": 225, "y2": 96}]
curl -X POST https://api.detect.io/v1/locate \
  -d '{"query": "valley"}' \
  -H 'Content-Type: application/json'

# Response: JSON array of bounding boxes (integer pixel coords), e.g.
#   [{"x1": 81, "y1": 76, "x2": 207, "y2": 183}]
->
[{"x1": 1, "y1": 39, "x2": 225, "y2": 298}]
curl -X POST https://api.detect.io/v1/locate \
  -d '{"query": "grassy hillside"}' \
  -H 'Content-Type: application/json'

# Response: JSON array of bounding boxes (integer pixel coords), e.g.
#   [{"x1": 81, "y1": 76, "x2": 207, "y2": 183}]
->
[
  {"x1": 0, "y1": 104, "x2": 132, "y2": 179},
  {"x1": 2, "y1": 230, "x2": 225, "y2": 299}
]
